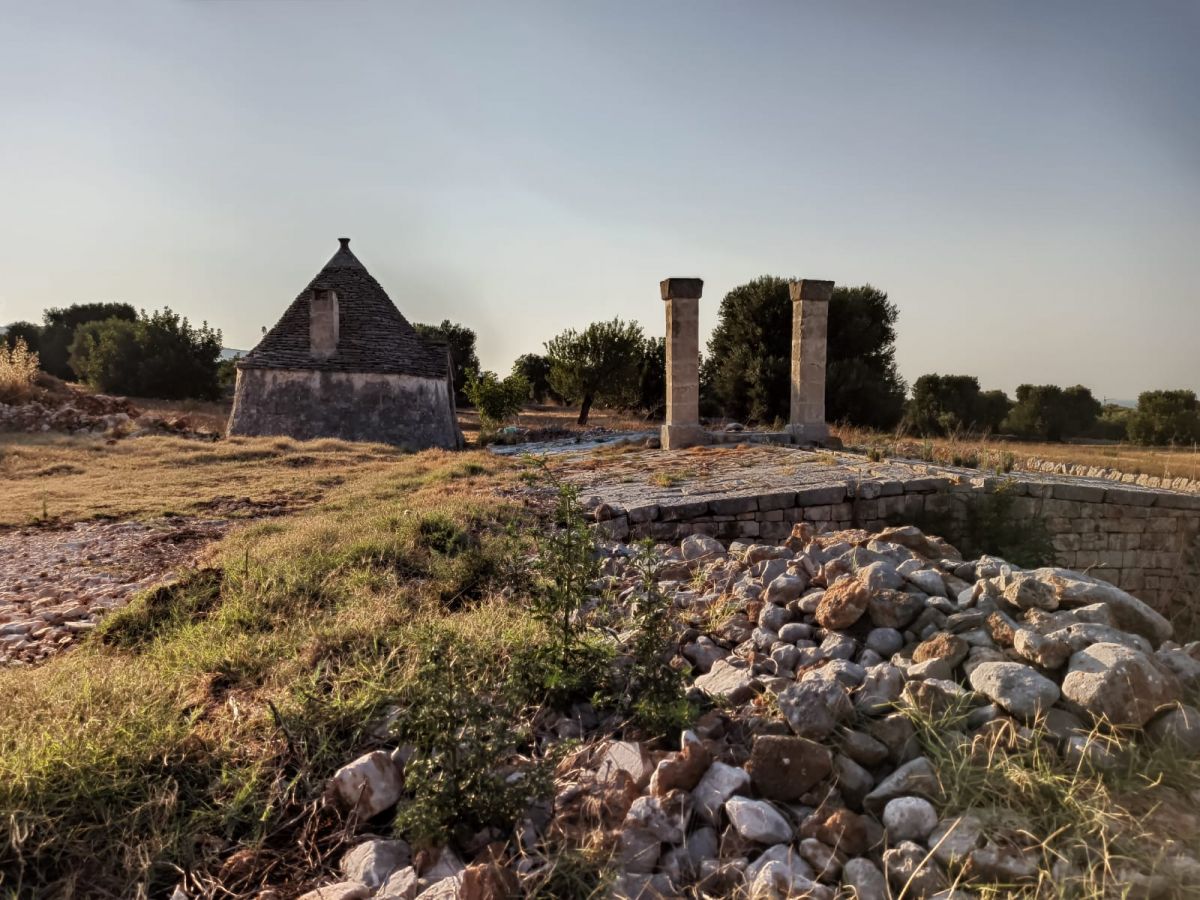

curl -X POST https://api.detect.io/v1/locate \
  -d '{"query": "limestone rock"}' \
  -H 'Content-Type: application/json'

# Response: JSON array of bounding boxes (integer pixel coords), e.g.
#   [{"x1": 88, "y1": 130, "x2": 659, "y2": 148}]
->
[
  {"x1": 883, "y1": 841, "x2": 948, "y2": 897},
  {"x1": 376, "y1": 867, "x2": 419, "y2": 900},
  {"x1": 340, "y1": 839, "x2": 411, "y2": 890},
  {"x1": 815, "y1": 577, "x2": 870, "y2": 630},
  {"x1": 1035, "y1": 568, "x2": 1172, "y2": 645},
  {"x1": 331, "y1": 751, "x2": 403, "y2": 818},
  {"x1": 650, "y1": 730, "x2": 711, "y2": 796},
  {"x1": 765, "y1": 573, "x2": 806, "y2": 605},
  {"x1": 297, "y1": 883, "x2": 372, "y2": 900},
  {"x1": 746, "y1": 735, "x2": 832, "y2": 802},
  {"x1": 995, "y1": 571, "x2": 1058, "y2": 611},
  {"x1": 1012, "y1": 628, "x2": 1071, "y2": 670},
  {"x1": 927, "y1": 814, "x2": 984, "y2": 871},
  {"x1": 779, "y1": 678, "x2": 849, "y2": 740},
  {"x1": 913, "y1": 631, "x2": 969, "y2": 668},
  {"x1": 801, "y1": 807, "x2": 870, "y2": 856},
  {"x1": 692, "y1": 761, "x2": 751, "y2": 823},
  {"x1": 968, "y1": 661, "x2": 1060, "y2": 720},
  {"x1": 682, "y1": 533, "x2": 726, "y2": 564},
  {"x1": 864, "y1": 757, "x2": 939, "y2": 816},
  {"x1": 694, "y1": 659, "x2": 758, "y2": 704},
  {"x1": 1146, "y1": 704, "x2": 1200, "y2": 755},
  {"x1": 597, "y1": 741, "x2": 655, "y2": 790},
  {"x1": 725, "y1": 796, "x2": 793, "y2": 844},
  {"x1": 882, "y1": 796, "x2": 938, "y2": 842},
  {"x1": 841, "y1": 857, "x2": 888, "y2": 900},
  {"x1": 798, "y1": 836, "x2": 846, "y2": 882},
  {"x1": 1060, "y1": 643, "x2": 1181, "y2": 726},
  {"x1": 867, "y1": 589, "x2": 924, "y2": 629}
]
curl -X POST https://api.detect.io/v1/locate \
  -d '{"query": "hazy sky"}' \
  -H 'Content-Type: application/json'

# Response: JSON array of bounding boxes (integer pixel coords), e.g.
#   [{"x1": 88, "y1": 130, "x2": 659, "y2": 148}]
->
[{"x1": 2, "y1": 1, "x2": 1197, "y2": 400}]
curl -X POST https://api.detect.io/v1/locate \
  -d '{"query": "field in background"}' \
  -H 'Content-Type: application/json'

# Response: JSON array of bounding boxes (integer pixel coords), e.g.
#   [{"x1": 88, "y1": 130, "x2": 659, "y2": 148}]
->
[
  {"x1": 0, "y1": 433, "x2": 408, "y2": 527},
  {"x1": 833, "y1": 423, "x2": 1200, "y2": 483}
]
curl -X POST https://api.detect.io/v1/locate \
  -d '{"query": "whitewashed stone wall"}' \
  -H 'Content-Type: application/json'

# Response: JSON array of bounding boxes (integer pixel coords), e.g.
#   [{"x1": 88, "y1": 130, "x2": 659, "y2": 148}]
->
[{"x1": 228, "y1": 368, "x2": 462, "y2": 449}]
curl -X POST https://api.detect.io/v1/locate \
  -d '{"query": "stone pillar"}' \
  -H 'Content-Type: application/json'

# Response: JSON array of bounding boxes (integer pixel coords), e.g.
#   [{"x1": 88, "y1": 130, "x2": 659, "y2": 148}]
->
[
  {"x1": 660, "y1": 277, "x2": 706, "y2": 450},
  {"x1": 787, "y1": 279, "x2": 834, "y2": 443}
]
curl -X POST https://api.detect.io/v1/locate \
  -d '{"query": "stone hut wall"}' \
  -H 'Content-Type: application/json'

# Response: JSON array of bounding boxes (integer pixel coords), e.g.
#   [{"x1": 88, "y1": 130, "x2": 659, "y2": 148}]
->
[
  {"x1": 227, "y1": 367, "x2": 461, "y2": 449},
  {"x1": 599, "y1": 477, "x2": 1200, "y2": 615}
]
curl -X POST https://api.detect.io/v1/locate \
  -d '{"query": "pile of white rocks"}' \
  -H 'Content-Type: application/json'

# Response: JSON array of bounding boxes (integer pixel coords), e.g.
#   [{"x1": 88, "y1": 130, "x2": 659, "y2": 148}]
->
[{"x1": 298, "y1": 524, "x2": 1200, "y2": 900}]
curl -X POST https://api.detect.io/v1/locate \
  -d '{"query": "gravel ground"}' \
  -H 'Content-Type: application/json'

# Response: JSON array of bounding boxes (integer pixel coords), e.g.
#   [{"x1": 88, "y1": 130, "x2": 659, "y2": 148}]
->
[{"x1": 0, "y1": 517, "x2": 229, "y2": 666}]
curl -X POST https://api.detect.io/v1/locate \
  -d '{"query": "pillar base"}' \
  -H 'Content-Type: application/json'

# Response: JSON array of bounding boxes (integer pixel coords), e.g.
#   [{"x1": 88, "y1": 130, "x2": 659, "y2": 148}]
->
[
  {"x1": 786, "y1": 422, "x2": 831, "y2": 445},
  {"x1": 660, "y1": 423, "x2": 709, "y2": 450}
]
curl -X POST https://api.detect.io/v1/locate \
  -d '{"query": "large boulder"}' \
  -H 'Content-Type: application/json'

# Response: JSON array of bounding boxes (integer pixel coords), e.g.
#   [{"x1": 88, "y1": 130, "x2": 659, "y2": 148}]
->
[
  {"x1": 1060, "y1": 643, "x2": 1181, "y2": 727},
  {"x1": 1034, "y1": 569, "x2": 1173, "y2": 646}
]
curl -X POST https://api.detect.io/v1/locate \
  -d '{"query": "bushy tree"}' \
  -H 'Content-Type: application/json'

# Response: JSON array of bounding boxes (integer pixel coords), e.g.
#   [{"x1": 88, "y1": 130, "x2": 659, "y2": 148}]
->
[
  {"x1": 40, "y1": 302, "x2": 137, "y2": 379},
  {"x1": 511, "y1": 353, "x2": 560, "y2": 404},
  {"x1": 705, "y1": 278, "x2": 905, "y2": 427},
  {"x1": 1003, "y1": 384, "x2": 1100, "y2": 441},
  {"x1": 2, "y1": 321, "x2": 43, "y2": 354},
  {"x1": 906, "y1": 375, "x2": 1012, "y2": 435},
  {"x1": 635, "y1": 337, "x2": 666, "y2": 419},
  {"x1": 415, "y1": 320, "x2": 480, "y2": 405},
  {"x1": 1128, "y1": 390, "x2": 1200, "y2": 446},
  {"x1": 68, "y1": 307, "x2": 222, "y2": 400},
  {"x1": 976, "y1": 390, "x2": 1013, "y2": 433},
  {"x1": 464, "y1": 370, "x2": 529, "y2": 428},
  {"x1": 545, "y1": 318, "x2": 645, "y2": 425}
]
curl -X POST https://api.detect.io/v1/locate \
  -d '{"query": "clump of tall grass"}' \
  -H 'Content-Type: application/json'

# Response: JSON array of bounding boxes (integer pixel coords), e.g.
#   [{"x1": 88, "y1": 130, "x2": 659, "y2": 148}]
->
[{"x1": 0, "y1": 338, "x2": 39, "y2": 403}]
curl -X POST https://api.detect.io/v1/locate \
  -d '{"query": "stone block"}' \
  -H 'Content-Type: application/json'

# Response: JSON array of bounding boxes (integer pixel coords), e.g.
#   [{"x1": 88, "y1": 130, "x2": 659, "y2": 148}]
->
[
  {"x1": 763, "y1": 510, "x2": 784, "y2": 522},
  {"x1": 660, "y1": 500, "x2": 710, "y2": 520},
  {"x1": 710, "y1": 495, "x2": 759, "y2": 516},
  {"x1": 1051, "y1": 483, "x2": 1106, "y2": 503},
  {"x1": 803, "y1": 505, "x2": 833, "y2": 521},
  {"x1": 757, "y1": 491, "x2": 797, "y2": 511},
  {"x1": 628, "y1": 505, "x2": 659, "y2": 524},
  {"x1": 660, "y1": 278, "x2": 703, "y2": 300},
  {"x1": 1103, "y1": 487, "x2": 1158, "y2": 507},
  {"x1": 902, "y1": 477, "x2": 950, "y2": 493},
  {"x1": 795, "y1": 485, "x2": 848, "y2": 506}
]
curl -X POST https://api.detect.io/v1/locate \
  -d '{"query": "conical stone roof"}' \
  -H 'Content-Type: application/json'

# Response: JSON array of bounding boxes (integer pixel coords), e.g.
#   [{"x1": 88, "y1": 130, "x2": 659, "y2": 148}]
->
[{"x1": 237, "y1": 238, "x2": 449, "y2": 379}]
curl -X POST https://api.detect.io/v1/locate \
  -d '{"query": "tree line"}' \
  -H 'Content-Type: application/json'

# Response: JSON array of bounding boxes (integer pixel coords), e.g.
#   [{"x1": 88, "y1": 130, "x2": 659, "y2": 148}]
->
[{"x1": 6, "y1": 284, "x2": 1197, "y2": 448}]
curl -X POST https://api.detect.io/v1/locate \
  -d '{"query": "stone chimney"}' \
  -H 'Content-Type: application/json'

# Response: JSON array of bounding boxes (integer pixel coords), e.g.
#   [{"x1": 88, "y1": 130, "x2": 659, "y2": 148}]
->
[
  {"x1": 660, "y1": 277, "x2": 706, "y2": 450},
  {"x1": 309, "y1": 287, "x2": 339, "y2": 359},
  {"x1": 787, "y1": 279, "x2": 834, "y2": 443}
]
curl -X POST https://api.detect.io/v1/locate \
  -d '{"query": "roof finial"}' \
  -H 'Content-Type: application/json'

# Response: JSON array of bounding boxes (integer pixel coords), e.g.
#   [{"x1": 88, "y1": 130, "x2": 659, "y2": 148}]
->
[{"x1": 338, "y1": 237, "x2": 350, "y2": 248}]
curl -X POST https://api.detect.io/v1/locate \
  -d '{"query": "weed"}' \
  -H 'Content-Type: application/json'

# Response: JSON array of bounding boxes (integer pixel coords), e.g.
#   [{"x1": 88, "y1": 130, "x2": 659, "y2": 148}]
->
[{"x1": 0, "y1": 338, "x2": 39, "y2": 403}]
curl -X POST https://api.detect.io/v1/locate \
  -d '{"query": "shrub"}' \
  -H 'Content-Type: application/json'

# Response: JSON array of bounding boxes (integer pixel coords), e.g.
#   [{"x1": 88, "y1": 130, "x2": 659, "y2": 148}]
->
[
  {"x1": 2, "y1": 321, "x2": 42, "y2": 354},
  {"x1": 0, "y1": 338, "x2": 40, "y2": 403},
  {"x1": 909, "y1": 480, "x2": 1055, "y2": 568},
  {"x1": 1003, "y1": 384, "x2": 1101, "y2": 441},
  {"x1": 68, "y1": 307, "x2": 222, "y2": 400},
  {"x1": 511, "y1": 353, "x2": 560, "y2": 404},
  {"x1": 1128, "y1": 390, "x2": 1200, "y2": 446},
  {"x1": 39, "y1": 302, "x2": 137, "y2": 379},
  {"x1": 464, "y1": 370, "x2": 528, "y2": 429}
]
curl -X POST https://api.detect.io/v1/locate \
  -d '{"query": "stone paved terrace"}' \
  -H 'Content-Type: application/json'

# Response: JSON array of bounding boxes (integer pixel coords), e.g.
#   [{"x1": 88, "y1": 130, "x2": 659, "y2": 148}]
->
[{"x1": 522, "y1": 439, "x2": 1200, "y2": 614}]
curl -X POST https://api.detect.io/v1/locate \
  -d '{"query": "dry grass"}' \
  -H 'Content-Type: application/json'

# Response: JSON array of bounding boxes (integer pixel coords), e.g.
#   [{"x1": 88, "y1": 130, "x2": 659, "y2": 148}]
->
[
  {"x1": 0, "y1": 447, "x2": 532, "y2": 897},
  {"x1": 834, "y1": 423, "x2": 1200, "y2": 483},
  {"x1": 130, "y1": 396, "x2": 232, "y2": 433},
  {"x1": 0, "y1": 339, "x2": 40, "y2": 404},
  {"x1": 0, "y1": 433, "x2": 410, "y2": 527}
]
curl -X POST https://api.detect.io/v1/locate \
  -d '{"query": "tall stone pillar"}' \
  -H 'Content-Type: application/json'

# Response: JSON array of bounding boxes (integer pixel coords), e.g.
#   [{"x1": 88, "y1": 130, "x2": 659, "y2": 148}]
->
[
  {"x1": 787, "y1": 279, "x2": 835, "y2": 444},
  {"x1": 660, "y1": 277, "x2": 706, "y2": 450}
]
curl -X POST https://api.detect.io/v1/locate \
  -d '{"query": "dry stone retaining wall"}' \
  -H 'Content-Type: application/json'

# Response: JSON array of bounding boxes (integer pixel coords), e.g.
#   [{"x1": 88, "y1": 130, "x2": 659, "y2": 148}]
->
[
  {"x1": 598, "y1": 476, "x2": 1200, "y2": 614},
  {"x1": 1019, "y1": 456, "x2": 1200, "y2": 493}
]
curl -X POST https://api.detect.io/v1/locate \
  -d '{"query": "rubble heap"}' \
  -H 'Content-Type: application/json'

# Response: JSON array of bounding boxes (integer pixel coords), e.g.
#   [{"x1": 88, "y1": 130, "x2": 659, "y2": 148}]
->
[{"x1": 301, "y1": 524, "x2": 1200, "y2": 900}]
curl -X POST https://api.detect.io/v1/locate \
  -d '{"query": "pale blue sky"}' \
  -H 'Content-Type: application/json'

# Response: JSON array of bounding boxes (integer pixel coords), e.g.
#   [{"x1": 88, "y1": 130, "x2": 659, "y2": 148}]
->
[{"x1": 1, "y1": 1, "x2": 1197, "y2": 400}]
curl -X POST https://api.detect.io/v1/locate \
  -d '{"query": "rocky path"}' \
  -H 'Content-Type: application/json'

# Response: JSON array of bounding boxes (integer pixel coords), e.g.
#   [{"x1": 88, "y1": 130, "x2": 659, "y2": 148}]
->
[{"x1": 0, "y1": 517, "x2": 229, "y2": 666}]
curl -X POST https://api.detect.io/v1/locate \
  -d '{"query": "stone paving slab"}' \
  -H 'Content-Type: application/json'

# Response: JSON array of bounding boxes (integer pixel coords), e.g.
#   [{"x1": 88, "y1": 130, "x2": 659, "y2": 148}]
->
[{"x1": 540, "y1": 443, "x2": 1198, "y2": 517}]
